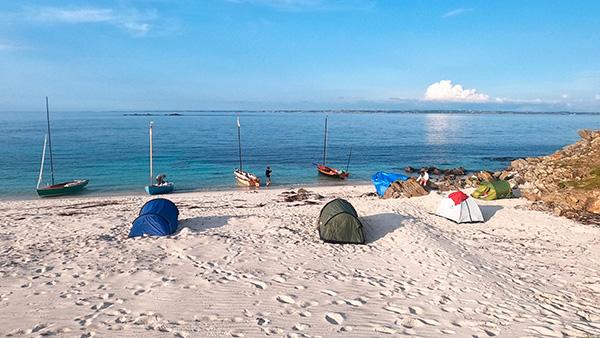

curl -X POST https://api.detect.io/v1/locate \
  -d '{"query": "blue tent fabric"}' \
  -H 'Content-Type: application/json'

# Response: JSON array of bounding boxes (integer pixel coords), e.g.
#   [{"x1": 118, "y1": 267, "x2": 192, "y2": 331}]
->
[
  {"x1": 129, "y1": 198, "x2": 179, "y2": 237},
  {"x1": 371, "y1": 172, "x2": 409, "y2": 197},
  {"x1": 129, "y1": 214, "x2": 171, "y2": 237}
]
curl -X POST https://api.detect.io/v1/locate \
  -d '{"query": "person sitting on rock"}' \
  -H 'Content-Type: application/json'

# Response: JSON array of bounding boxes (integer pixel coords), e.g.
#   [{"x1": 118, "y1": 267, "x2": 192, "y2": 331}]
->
[{"x1": 416, "y1": 170, "x2": 429, "y2": 186}]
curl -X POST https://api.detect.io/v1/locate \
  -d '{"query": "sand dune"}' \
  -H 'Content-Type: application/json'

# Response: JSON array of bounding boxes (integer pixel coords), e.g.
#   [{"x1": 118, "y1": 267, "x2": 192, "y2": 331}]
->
[{"x1": 1, "y1": 184, "x2": 599, "y2": 337}]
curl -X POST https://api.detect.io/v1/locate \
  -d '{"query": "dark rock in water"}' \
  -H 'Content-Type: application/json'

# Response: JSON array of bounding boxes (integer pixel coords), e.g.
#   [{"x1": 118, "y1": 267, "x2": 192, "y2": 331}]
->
[
  {"x1": 432, "y1": 168, "x2": 443, "y2": 175},
  {"x1": 444, "y1": 167, "x2": 466, "y2": 176},
  {"x1": 405, "y1": 166, "x2": 416, "y2": 173},
  {"x1": 382, "y1": 178, "x2": 428, "y2": 199}
]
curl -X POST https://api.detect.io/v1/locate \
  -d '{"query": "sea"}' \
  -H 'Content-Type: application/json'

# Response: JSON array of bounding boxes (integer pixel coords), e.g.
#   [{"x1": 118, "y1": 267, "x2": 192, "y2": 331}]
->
[{"x1": 1, "y1": 110, "x2": 600, "y2": 200}]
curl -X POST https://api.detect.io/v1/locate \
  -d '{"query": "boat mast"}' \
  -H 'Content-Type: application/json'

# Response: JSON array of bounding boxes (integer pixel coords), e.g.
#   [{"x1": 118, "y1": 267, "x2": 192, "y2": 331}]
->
[
  {"x1": 45, "y1": 97, "x2": 55, "y2": 186},
  {"x1": 149, "y1": 121, "x2": 154, "y2": 185},
  {"x1": 323, "y1": 117, "x2": 328, "y2": 166},
  {"x1": 346, "y1": 145, "x2": 353, "y2": 172},
  {"x1": 237, "y1": 116, "x2": 243, "y2": 171}
]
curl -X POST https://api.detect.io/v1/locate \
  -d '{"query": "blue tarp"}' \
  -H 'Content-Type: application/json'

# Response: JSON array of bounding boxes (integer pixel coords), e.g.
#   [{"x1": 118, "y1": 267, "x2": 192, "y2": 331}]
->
[
  {"x1": 129, "y1": 198, "x2": 179, "y2": 237},
  {"x1": 371, "y1": 171, "x2": 410, "y2": 197}
]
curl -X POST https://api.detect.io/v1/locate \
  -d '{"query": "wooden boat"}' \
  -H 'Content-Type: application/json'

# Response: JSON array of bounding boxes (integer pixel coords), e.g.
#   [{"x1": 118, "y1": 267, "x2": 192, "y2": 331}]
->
[
  {"x1": 37, "y1": 180, "x2": 89, "y2": 197},
  {"x1": 317, "y1": 164, "x2": 350, "y2": 179},
  {"x1": 234, "y1": 116, "x2": 261, "y2": 187},
  {"x1": 316, "y1": 117, "x2": 351, "y2": 179},
  {"x1": 234, "y1": 168, "x2": 260, "y2": 187},
  {"x1": 145, "y1": 121, "x2": 174, "y2": 195},
  {"x1": 36, "y1": 97, "x2": 89, "y2": 197}
]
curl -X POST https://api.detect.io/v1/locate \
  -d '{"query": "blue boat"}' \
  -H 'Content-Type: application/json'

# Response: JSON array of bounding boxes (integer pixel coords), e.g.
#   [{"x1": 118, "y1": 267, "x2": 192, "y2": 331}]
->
[
  {"x1": 145, "y1": 121, "x2": 174, "y2": 195},
  {"x1": 145, "y1": 182, "x2": 174, "y2": 195}
]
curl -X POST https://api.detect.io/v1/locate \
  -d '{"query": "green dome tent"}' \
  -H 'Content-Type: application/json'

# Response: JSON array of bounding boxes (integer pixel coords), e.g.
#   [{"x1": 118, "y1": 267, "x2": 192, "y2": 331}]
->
[
  {"x1": 471, "y1": 180, "x2": 514, "y2": 200},
  {"x1": 318, "y1": 198, "x2": 365, "y2": 244}
]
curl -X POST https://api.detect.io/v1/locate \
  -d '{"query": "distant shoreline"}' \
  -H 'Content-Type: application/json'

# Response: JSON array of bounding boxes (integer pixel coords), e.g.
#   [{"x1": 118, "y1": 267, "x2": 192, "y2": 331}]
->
[
  {"x1": 2, "y1": 109, "x2": 599, "y2": 115},
  {"x1": 118, "y1": 110, "x2": 600, "y2": 116}
]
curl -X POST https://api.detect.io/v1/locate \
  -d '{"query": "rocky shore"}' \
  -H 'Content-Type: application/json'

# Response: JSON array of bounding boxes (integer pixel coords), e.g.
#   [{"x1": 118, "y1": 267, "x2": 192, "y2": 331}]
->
[{"x1": 398, "y1": 129, "x2": 600, "y2": 225}]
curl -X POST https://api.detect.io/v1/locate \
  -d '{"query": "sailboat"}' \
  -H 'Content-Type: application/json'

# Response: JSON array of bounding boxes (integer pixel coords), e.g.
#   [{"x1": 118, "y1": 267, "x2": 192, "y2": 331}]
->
[
  {"x1": 234, "y1": 116, "x2": 261, "y2": 187},
  {"x1": 145, "y1": 121, "x2": 174, "y2": 195},
  {"x1": 36, "y1": 97, "x2": 88, "y2": 197},
  {"x1": 316, "y1": 117, "x2": 350, "y2": 179}
]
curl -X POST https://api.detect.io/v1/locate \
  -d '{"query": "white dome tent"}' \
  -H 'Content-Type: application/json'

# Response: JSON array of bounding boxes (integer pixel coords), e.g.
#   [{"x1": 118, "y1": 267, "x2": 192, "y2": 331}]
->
[{"x1": 436, "y1": 191, "x2": 484, "y2": 223}]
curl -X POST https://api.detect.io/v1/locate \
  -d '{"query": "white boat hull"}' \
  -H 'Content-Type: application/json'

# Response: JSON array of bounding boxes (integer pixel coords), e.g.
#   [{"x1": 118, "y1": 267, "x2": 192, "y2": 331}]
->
[{"x1": 234, "y1": 169, "x2": 260, "y2": 187}]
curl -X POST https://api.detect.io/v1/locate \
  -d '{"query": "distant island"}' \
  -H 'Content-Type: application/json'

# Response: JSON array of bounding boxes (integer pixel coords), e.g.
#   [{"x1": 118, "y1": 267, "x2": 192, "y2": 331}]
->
[
  {"x1": 120, "y1": 110, "x2": 599, "y2": 116},
  {"x1": 123, "y1": 113, "x2": 182, "y2": 116}
]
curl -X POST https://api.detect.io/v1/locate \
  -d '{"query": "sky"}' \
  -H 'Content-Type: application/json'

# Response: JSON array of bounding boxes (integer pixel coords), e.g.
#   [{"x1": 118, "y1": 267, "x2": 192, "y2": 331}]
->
[{"x1": 1, "y1": 0, "x2": 599, "y2": 112}]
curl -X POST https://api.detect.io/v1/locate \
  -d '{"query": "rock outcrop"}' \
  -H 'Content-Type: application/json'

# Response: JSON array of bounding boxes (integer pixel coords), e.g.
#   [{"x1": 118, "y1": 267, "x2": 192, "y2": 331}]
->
[
  {"x1": 381, "y1": 178, "x2": 428, "y2": 199},
  {"x1": 507, "y1": 129, "x2": 600, "y2": 218}
]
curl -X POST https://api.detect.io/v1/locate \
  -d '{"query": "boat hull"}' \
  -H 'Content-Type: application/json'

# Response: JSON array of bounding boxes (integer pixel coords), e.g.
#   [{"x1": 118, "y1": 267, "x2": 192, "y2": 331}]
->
[
  {"x1": 145, "y1": 182, "x2": 174, "y2": 195},
  {"x1": 234, "y1": 169, "x2": 260, "y2": 187},
  {"x1": 317, "y1": 164, "x2": 349, "y2": 179},
  {"x1": 37, "y1": 180, "x2": 89, "y2": 197}
]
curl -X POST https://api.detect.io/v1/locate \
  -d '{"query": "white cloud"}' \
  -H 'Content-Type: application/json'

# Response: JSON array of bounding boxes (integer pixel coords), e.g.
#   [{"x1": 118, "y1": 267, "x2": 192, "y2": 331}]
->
[
  {"x1": 595, "y1": 94, "x2": 600, "y2": 100},
  {"x1": 224, "y1": 0, "x2": 372, "y2": 11},
  {"x1": 33, "y1": 7, "x2": 169, "y2": 37},
  {"x1": 442, "y1": 8, "x2": 472, "y2": 18},
  {"x1": 38, "y1": 8, "x2": 113, "y2": 23},
  {"x1": 424, "y1": 80, "x2": 490, "y2": 103}
]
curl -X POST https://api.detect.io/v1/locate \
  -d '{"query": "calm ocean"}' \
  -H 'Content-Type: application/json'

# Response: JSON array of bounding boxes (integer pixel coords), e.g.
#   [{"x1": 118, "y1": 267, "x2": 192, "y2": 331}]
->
[{"x1": 1, "y1": 110, "x2": 599, "y2": 200}]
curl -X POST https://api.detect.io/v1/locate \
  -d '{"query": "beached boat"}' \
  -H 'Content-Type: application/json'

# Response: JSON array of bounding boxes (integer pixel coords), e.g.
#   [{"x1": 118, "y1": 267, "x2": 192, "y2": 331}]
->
[
  {"x1": 234, "y1": 168, "x2": 261, "y2": 187},
  {"x1": 145, "y1": 182, "x2": 174, "y2": 195},
  {"x1": 145, "y1": 121, "x2": 174, "y2": 195},
  {"x1": 36, "y1": 97, "x2": 89, "y2": 197},
  {"x1": 316, "y1": 117, "x2": 351, "y2": 179},
  {"x1": 234, "y1": 116, "x2": 260, "y2": 187}
]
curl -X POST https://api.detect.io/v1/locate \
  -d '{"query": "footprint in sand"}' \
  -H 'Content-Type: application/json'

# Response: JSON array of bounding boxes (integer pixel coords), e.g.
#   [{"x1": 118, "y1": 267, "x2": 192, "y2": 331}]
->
[
  {"x1": 440, "y1": 329, "x2": 456, "y2": 334},
  {"x1": 133, "y1": 289, "x2": 149, "y2": 296},
  {"x1": 276, "y1": 295, "x2": 295, "y2": 304},
  {"x1": 91, "y1": 301, "x2": 113, "y2": 311},
  {"x1": 374, "y1": 326, "x2": 395, "y2": 334},
  {"x1": 344, "y1": 299, "x2": 363, "y2": 307},
  {"x1": 293, "y1": 323, "x2": 310, "y2": 331},
  {"x1": 400, "y1": 318, "x2": 424, "y2": 329},
  {"x1": 321, "y1": 290, "x2": 337, "y2": 297},
  {"x1": 409, "y1": 306, "x2": 423, "y2": 315},
  {"x1": 325, "y1": 313, "x2": 344, "y2": 325},
  {"x1": 250, "y1": 281, "x2": 267, "y2": 290},
  {"x1": 523, "y1": 326, "x2": 561, "y2": 337},
  {"x1": 384, "y1": 305, "x2": 408, "y2": 314},
  {"x1": 420, "y1": 318, "x2": 440, "y2": 326}
]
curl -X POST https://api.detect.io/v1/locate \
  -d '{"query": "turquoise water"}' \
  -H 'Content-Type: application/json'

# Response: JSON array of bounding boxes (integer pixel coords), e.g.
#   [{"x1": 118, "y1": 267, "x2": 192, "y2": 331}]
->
[{"x1": 1, "y1": 111, "x2": 599, "y2": 199}]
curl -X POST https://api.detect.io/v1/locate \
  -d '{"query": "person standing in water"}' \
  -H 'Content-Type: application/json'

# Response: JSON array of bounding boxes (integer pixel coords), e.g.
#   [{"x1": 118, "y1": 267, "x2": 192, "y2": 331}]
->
[{"x1": 265, "y1": 167, "x2": 272, "y2": 186}]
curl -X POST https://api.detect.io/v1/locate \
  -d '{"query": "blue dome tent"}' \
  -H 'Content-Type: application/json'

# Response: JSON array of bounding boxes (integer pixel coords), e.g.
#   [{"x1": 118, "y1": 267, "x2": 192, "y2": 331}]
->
[{"x1": 129, "y1": 198, "x2": 179, "y2": 237}]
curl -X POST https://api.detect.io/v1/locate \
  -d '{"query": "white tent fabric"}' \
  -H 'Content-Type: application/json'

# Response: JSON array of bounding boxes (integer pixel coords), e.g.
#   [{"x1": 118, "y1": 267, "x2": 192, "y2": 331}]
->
[{"x1": 435, "y1": 195, "x2": 484, "y2": 223}]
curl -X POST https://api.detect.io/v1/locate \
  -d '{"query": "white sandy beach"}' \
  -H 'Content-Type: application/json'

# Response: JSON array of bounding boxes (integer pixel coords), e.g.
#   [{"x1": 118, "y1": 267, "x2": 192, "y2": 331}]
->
[{"x1": 1, "y1": 184, "x2": 599, "y2": 337}]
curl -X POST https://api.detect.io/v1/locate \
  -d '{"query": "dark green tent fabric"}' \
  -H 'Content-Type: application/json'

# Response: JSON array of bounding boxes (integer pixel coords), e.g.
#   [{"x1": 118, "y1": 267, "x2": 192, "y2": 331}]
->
[
  {"x1": 471, "y1": 180, "x2": 514, "y2": 200},
  {"x1": 318, "y1": 198, "x2": 365, "y2": 244}
]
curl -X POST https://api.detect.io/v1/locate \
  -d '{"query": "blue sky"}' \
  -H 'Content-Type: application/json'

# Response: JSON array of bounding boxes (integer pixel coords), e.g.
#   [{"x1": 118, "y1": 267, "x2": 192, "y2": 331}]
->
[{"x1": 1, "y1": 0, "x2": 599, "y2": 112}]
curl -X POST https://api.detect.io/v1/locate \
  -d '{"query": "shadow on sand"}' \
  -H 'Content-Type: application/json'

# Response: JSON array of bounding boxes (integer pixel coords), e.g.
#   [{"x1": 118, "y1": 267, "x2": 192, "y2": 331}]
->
[
  {"x1": 360, "y1": 213, "x2": 417, "y2": 244},
  {"x1": 177, "y1": 215, "x2": 234, "y2": 233},
  {"x1": 478, "y1": 205, "x2": 504, "y2": 222}
]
